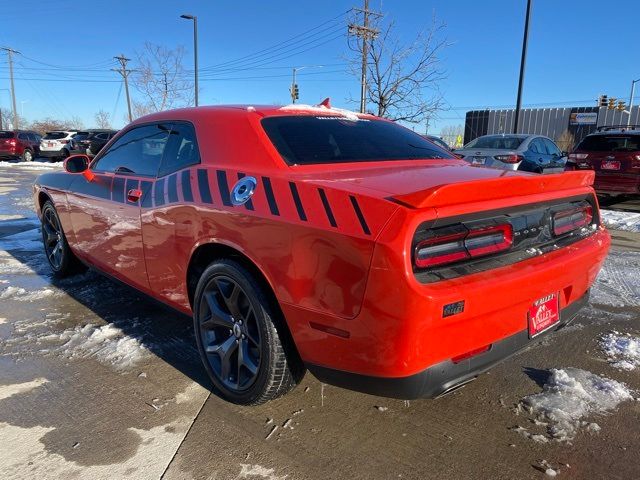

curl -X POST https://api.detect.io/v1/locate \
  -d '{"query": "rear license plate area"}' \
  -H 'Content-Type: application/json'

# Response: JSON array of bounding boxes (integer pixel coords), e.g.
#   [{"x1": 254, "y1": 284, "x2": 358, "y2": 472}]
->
[
  {"x1": 601, "y1": 160, "x2": 620, "y2": 170},
  {"x1": 528, "y1": 292, "x2": 560, "y2": 337},
  {"x1": 471, "y1": 156, "x2": 486, "y2": 165}
]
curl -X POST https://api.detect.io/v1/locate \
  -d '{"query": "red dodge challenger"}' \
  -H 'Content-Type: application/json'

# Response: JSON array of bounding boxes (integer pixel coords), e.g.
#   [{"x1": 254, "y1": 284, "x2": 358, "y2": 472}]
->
[{"x1": 33, "y1": 103, "x2": 610, "y2": 405}]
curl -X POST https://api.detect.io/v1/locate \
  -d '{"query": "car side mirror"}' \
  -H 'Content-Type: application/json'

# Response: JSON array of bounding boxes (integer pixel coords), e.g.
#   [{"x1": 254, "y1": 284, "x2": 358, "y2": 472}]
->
[{"x1": 64, "y1": 155, "x2": 89, "y2": 173}]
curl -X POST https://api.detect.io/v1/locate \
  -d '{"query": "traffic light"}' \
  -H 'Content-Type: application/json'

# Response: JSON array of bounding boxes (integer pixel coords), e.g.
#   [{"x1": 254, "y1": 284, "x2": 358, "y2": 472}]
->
[
  {"x1": 617, "y1": 100, "x2": 626, "y2": 111},
  {"x1": 608, "y1": 97, "x2": 617, "y2": 110},
  {"x1": 289, "y1": 83, "x2": 300, "y2": 102},
  {"x1": 599, "y1": 94, "x2": 608, "y2": 107}
]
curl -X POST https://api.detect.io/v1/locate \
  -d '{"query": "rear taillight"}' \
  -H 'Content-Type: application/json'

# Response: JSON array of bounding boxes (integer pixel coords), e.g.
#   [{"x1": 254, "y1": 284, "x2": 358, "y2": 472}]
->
[
  {"x1": 569, "y1": 153, "x2": 588, "y2": 160},
  {"x1": 8, "y1": 139, "x2": 16, "y2": 146},
  {"x1": 493, "y1": 154, "x2": 523, "y2": 164},
  {"x1": 632, "y1": 155, "x2": 640, "y2": 168},
  {"x1": 553, "y1": 205, "x2": 593, "y2": 236},
  {"x1": 415, "y1": 224, "x2": 513, "y2": 269}
]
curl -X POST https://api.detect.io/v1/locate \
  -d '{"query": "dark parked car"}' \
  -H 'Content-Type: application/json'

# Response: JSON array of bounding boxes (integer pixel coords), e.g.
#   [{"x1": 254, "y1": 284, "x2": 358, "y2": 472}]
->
[
  {"x1": 422, "y1": 134, "x2": 452, "y2": 151},
  {"x1": 566, "y1": 126, "x2": 640, "y2": 196},
  {"x1": 455, "y1": 134, "x2": 567, "y2": 173},
  {"x1": 70, "y1": 130, "x2": 118, "y2": 156},
  {"x1": 0, "y1": 130, "x2": 42, "y2": 161}
]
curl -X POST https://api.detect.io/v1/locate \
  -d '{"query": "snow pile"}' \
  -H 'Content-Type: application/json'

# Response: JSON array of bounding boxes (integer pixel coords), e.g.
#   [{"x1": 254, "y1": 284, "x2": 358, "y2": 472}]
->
[
  {"x1": 0, "y1": 160, "x2": 63, "y2": 170},
  {"x1": 600, "y1": 209, "x2": 640, "y2": 233},
  {"x1": 600, "y1": 332, "x2": 640, "y2": 370},
  {"x1": 591, "y1": 252, "x2": 640, "y2": 307},
  {"x1": 518, "y1": 368, "x2": 633, "y2": 442},
  {"x1": 279, "y1": 103, "x2": 362, "y2": 121},
  {"x1": 0, "y1": 285, "x2": 61, "y2": 302},
  {"x1": 48, "y1": 323, "x2": 152, "y2": 370}
]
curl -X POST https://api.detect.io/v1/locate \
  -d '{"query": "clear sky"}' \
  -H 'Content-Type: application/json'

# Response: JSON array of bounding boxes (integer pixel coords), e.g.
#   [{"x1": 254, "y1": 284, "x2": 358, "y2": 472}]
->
[{"x1": 0, "y1": 0, "x2": 637, "y2": 134}]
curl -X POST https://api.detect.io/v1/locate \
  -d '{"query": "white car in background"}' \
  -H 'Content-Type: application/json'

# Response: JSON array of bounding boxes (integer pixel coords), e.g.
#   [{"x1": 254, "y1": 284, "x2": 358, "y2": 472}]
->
[{"x1": 39, "y1": 131, "x2": 78, "y2": 161}]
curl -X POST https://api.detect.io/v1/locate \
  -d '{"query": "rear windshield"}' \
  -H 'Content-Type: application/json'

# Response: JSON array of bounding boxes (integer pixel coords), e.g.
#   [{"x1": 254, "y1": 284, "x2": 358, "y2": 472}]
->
[
  {"x1": 464, "y1": 135, "x2": 525, "y2": 149},
  {"x1": 576, "y1": 135, "x2": 640, "y2": 152},
  {"x1": 73, "y1": 132, "x2": 90, "y2": 140},
  {"x1": 43, "y1": 132, "x2": 67, "y2": 140},
  {"x1": 0, "y1": 131, "x2": 14, "y2": 139},
  {"x1": 261, "y1": 116, "x2": 450, "y2": 165}
]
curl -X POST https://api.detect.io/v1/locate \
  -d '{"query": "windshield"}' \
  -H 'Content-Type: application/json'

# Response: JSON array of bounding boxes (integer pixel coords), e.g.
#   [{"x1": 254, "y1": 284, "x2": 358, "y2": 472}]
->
[
  {"x1": 261, "y1": 116, "x2": 450, "y2": 165},
  {"x1": 465, "y1": 135, "x2": 525, "y2": 150},
  {"x1": 43, "y1": 132, "x2": 68, "y2": 140},
  {"x1": 576, "y1": 135, "x2": 640, "y2": 152}
]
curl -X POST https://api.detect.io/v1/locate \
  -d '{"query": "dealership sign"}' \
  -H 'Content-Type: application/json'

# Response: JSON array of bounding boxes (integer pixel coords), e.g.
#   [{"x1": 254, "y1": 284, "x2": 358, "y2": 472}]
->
[{"x1": 570, "y1": 112, "x2": 598, "y2": 125}]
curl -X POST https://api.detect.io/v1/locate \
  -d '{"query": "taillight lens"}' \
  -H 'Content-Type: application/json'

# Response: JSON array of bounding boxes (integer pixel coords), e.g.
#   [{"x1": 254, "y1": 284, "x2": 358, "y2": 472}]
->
[
  {"x1": 553, "y1": 205, "x2": 593, "y2": 236},
  {"x1": 632, "y1": 155, "x2": 640, "y2": 168},
  {"x1": 494, "y1": 154, "x2": 523, "y2": 164},
  {"x1": 8, "y1": 139, "x2": 16, "y2": 146},
  {"x1": 568, "y1": 153, "x2": 588, "y2": 160},
  {"x1": 415, "y1": 224, "x2": 513, "y2": 269}
]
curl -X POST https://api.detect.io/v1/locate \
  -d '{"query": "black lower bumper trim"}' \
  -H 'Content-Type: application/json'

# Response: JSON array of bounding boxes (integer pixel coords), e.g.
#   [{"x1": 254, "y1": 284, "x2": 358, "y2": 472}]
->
[{"x1": 307, "y1": 290, "x2": 589, "y2": 400}]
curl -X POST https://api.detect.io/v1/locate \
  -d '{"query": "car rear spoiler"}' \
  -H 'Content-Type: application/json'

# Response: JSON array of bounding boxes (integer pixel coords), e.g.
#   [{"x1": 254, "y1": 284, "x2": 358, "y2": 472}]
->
[{"x1": 391, "y1": 171, "x2": 595, "y2": 209}]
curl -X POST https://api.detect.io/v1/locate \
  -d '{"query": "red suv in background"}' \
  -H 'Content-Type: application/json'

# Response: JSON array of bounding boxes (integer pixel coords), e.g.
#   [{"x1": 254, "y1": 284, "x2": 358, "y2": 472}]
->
[
  {"x1": 566, "y1": 125, "x2": 640, "y2": 196},
  {"x1": 0, "y1": 130, "x2": 42, "y2": 162}
]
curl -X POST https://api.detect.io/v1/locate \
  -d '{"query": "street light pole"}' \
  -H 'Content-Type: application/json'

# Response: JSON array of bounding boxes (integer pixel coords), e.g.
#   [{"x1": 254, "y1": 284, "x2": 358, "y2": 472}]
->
[
  {"x1": 628, "y1": 78, "x2": 640, "y2": 126},
  {"x1": 289, "y1": 65, "x2": 323, "y2": 104},
  {"x1": 513, "y1": 0, "x2": 533, "y2": 134},
  {"x1": 181, "y1": 14, "x2": 199, "y2": 107}
]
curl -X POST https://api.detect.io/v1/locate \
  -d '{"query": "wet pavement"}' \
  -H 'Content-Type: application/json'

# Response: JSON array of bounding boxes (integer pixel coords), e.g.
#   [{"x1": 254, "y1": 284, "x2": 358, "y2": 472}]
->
[{"x1": 1, "y1": 161, "x2": 639, "y2": 480}]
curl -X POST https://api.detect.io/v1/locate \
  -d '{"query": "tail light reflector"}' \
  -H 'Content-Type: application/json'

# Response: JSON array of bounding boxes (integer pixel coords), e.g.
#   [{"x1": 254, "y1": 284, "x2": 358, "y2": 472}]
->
[
  {"x1": 494, "y1": 154, "x2": 523, "y2": 164},
  {"x1": 553, "y1": 205, "x2": 593, "y2": 236},
  {"x1": 415, "y1": 224, "x2": 513, "y2": 269},
  {"x1": 452, "y1": 344, "x2": 491, "y2": 364}
]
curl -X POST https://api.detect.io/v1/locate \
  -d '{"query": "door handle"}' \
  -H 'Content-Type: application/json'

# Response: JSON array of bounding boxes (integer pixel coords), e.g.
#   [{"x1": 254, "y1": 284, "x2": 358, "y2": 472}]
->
[{"x1": 127, "y1": 189, "x2": 143, "y2": 203}]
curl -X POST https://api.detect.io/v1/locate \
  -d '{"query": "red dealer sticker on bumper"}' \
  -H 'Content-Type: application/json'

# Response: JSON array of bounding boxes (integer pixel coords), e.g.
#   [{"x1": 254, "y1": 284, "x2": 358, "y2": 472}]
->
[{"x1": 528, "y1": 293, "x2": 560, "y2": 337}]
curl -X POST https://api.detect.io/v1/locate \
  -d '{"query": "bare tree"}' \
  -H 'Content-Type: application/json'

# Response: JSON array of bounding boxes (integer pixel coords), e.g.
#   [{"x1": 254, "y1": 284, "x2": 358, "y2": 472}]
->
[
  {"x1": 29, "y1": 118, "x2": 72, "y2": 135},
  {"x1": 556, "y1": 130, "x2": 575, "y2": 153},
  {"x1": 348, "y1": 15, "x2": 449, "y2": 123},
  {"x1": 94, "y1": 110, "x2": 112, "y2": 129},
  {"x1": 0, "y1": 107, "x2": 27, "y2": 130},
  {"x1": 131, "y1": 42, "x2": 194, "y2": 115}
]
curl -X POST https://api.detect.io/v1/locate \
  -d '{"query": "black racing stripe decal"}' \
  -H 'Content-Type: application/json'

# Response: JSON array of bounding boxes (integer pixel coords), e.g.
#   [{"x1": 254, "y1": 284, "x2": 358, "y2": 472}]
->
[
  {"x1": 197, "y1": 169, "x2": 212, "y2": 204},
  {"x1": 182, "y1": 170, "x2": 193, "y2": 202},
  {"x1": 262, "y1": 177, "x2": 279, "y2": 216},
  {"x1": 289, "y1": 182, "x2": 307, "y2": 221},
  {"x1": 154, "y1": 177, "x2": 165, "y2": 207},
  {"x1": 112, "y1": 176, "x2": 125, "y2": 203},
  {"x1": 318, "y1": 188, "x2": 337, "y2": 227},
  {"x1": 349, "y1": 195, "x2": 370, "y2": 235},
  {"x1": 125, "y1": 178, "x2": 139, "y2": 205},
  {"x1": 140, "y1": 180, "x2": 153, "y2": 208},
  {"x1": 237, "y1": 172, "x2": 254, "y2": 211},
  {"x1": 167, "y1": 174, "x2": 178, "y2": 203},
  {"x1": 216, "y1": 170, "x2": 232, "y2": 207}
]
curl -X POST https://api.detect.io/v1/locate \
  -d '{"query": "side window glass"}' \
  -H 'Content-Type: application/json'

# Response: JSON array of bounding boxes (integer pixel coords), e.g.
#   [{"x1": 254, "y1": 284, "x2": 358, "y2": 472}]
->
[
  {"x1": 93, "y1": 124, "x2": 169, "y2": 176},
  {"x1": 544, "y1": 139, "x2": 560, "y2": 156},
  {"x1": 18, "y1": 133, "x2": 27, "y2": 140},
  {"x1": 157, "y1": 122, "x2": 201, "y2": 177},
  {"x1": 27, "y1": 133, "x2": 36, "y2": 142},
  {"x1": 528, "y1": 139, "x2": 539, "y2": 153}
]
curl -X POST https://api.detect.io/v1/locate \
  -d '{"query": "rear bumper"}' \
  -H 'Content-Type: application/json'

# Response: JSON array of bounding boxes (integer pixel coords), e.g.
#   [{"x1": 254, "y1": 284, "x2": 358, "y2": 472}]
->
[
  {"x1": 39, "y1": 150, "x2": 65, "y2": 158},
  {"x1": 308, "y1": 291, "x2": 589, "y2": 399},
  {"x1": 594, "y1": 172, "x2": 640, "y2": 195}
]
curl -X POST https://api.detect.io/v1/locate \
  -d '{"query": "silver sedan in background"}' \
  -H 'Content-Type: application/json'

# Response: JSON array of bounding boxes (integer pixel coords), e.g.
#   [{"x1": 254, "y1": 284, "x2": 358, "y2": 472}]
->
[{"x1": 454, "y1": 134, "x2": 567, "y2": 173}]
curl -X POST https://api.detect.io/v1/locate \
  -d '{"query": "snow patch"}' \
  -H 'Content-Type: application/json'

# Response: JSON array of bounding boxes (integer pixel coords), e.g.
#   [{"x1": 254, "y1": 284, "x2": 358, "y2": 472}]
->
[
  {"x1": 279, "y1": 103, "x2": 362, "y2": 121},
  {"x1": 601, "y1": 209, "x2": 640, "y2": 233},
  {"x1": 0, "y1": 378, "x2": 48, "y2": 401},
  {"x1": 518, "y1": 368, "x2": 633, "y2": 442},
  {"x1": 239, "y1": 464, "x2": 286, "y2": 479},
  {"x1": 0, "y1": 214, "x2": 25, "y2": 221},
  {"x1": 0, "y1": 285, "x2": 61, "y2": 302},
  {"x1": 600, "y1": 332, "x2": 640, "y2": 370},
  {"x1": 591, "y1": 252, "x2": 640, "y2": 307},
  {"x1": 0, "y1": 161, "x2": 63, "y2": 170}
]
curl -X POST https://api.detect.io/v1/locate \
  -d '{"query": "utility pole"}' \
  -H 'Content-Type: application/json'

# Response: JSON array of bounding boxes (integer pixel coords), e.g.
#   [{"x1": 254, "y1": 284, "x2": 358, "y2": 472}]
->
[
  {"x1": 112, "y1": 54, "x2": 133, "y2": 122},
  {"x1": 349, "y1": 1, "x2": 382, "y2": 113},
  {"x1": 628, "y1": 78, "x2": 640, "y2": 127},
  {"x1": 1, "y1": 47, "x2": 19, "y2": 129},
  {"x1": 513, "y1": 0, "x2": 532, "y2": 134}
]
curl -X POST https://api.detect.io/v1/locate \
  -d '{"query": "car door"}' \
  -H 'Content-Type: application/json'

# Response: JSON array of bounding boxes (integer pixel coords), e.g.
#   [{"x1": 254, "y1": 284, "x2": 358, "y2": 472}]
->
[
  {"x1": 526, "y1": 138, "x2": 548, "y2": 171},
  {"x1": 66, "y1": 123, "x2": 170, "y2": 292},
  {"x1": 140, "y1": 122, "x2": 201, "y2": 310}
]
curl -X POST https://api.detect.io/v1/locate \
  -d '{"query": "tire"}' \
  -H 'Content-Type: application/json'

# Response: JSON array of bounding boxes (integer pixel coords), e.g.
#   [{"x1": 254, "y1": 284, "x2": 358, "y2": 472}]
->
[
  {"x1": 193, "y1": 259, "x2": 303, "y2": 405},
  {"x1": 22, "y1": 149, "x2": 33, "y2": 162},
  {"x1": 60, "y1": 149, "x2": 70, "y2": 161},
  {"x1": 41, "y1": 201, "x2": 85, "y2": 277}
]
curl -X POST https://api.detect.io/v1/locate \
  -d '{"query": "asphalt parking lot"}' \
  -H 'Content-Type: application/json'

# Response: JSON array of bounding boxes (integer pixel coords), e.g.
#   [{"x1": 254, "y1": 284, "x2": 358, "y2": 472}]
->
[{"x1": 1, "y1": 161, "x2": 639, "y2": 480}]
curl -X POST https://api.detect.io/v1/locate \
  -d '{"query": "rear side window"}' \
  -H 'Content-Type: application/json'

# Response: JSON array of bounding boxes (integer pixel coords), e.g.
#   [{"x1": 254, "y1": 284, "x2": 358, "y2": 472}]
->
[
  {"x1": 158, "y1": 122, "x2": 200, "y2": 177},
  {"x1": 262, "y1": 116, "x2": 449, "y2": 165},
  {"x1": 93, "y1": 124, "x2": 170, "y2": 176},
  {"x1": 529, "y1": 138, "x2": 546, "y2": 154},
  {"x1": 27, "y1": 133, "x2": 37, "y2": 141},
  {"x1": 0, "y1": 131, "x2": 14, "y2": 139},
  {"x1": 43, "y1": 132, "x2": 67, "y2": 140},
  {"x1": 543, "y1": 138, "x2": 562, "y2": 156},
  {"x1": 17, "y1": 133, "x2": 28, "y2": 140},
  {"x1": 576, "y1": 135, "x2": 640, "y2": 152}
]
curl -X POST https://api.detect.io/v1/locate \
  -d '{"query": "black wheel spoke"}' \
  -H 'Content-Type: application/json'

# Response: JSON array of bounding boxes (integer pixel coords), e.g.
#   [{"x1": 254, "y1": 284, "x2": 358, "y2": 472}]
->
[
  {"x1": 215, "y1": 279, "x2": 243, "y2": 320},
  {"x1": 201, "y1": 292, "x2": 234, "y2": 329},
  {"x1": 238, "y1": 339, "x2": 258, "y2": 377}
]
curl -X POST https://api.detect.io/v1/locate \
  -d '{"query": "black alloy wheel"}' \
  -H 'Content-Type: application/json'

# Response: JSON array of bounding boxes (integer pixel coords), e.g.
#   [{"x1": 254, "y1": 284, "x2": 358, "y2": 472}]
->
[
  {"x1": 194, "y1": 259, "x2": 303, "y2": 405},
  {"x1": 41, "y1": 201, "x2": 84, "y2": 277}
]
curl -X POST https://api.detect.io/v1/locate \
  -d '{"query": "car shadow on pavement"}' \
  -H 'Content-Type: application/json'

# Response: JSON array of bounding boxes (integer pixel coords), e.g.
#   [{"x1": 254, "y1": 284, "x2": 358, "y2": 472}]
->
[{"x1": 522, "y1": 366, "x2": 551, "y2": 388}]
